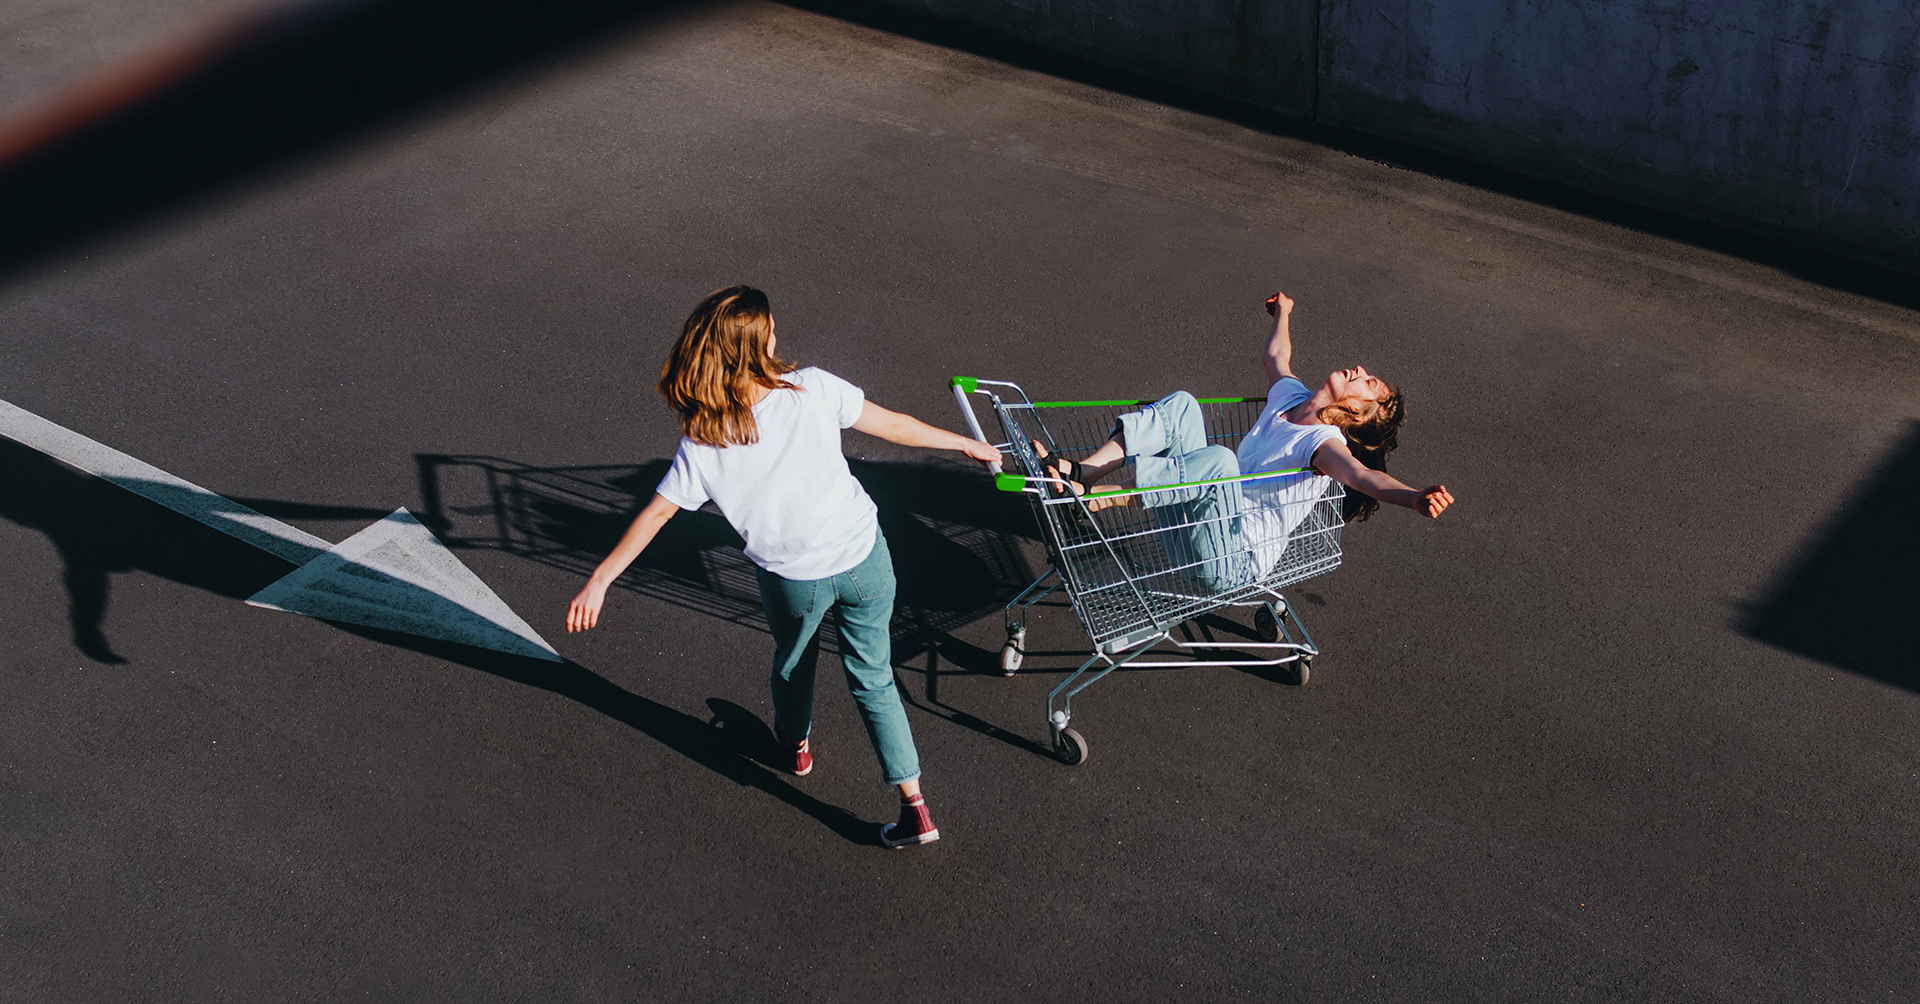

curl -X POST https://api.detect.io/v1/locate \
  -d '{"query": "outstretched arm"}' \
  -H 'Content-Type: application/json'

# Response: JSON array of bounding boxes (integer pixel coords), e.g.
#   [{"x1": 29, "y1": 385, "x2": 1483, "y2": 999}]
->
[
  {"x1": 852, "y1": 401, "x2": 1003, "y2": 465},
  {"x1": 1310, "y1": 440, "x2": 1454, "y2": 518},
  {"x1": 567, "y1": 492, "x2": 681, "y2": 632},
  {"x1": 1263, "y1": 291, "x2": 1296, "y2": 385}
]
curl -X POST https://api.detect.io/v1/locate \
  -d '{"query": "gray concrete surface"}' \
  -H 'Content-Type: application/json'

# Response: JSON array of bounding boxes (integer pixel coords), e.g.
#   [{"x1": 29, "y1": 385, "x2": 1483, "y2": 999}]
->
[
  {"x1": 3, "y1": 2, "x2": 1920, "y2": 1001},
  {"x1": 819, "y1": 0, "x2": 1920, "y2": 270},
  {"x1": 0, "y1": 0, "x2": 259, "y2": 112},
  {"x1": 1317, "y1": 1, "x2": 1920, "y2": 269},
  {"x1": 832, "y1": 0, "x2": 1320, "y2": 115}
]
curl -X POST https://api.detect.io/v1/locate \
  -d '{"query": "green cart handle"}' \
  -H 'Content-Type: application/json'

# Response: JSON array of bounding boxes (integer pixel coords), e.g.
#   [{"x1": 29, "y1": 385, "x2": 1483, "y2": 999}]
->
[{"x1": 995, "y1": 467, "x2": 1317, "y2": 496}]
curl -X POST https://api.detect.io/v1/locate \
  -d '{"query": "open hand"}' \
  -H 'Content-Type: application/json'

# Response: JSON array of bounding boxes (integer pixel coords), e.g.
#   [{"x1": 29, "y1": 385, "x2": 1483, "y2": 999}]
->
[
  {"x1": 1417, "y1": 485, "x2": 1454, "y2": 518},
  {"x1": 566, "y1": 580, "x2": 610, "y2": 633}
]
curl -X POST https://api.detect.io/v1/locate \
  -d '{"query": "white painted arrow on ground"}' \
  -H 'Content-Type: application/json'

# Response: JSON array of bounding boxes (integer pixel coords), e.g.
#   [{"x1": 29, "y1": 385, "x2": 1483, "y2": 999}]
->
[{"x1": 0, "y1": 398, "x2": 563, "y2": 662}]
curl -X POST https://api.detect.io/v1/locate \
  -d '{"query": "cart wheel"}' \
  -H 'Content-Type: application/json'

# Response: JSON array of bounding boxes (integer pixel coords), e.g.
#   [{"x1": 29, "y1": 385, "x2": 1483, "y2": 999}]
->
[
  {"x1": 1292, "y1": 656, "x2": 1312, "y2": 686},
  {"x1": 1254, "y1": 605, "x2": 1279, "y2": 643},
  {"x1": 1000, "y1": 628, "x2": 1026, "y2": 676},
  {"x1": 1053, "y1": 727, "x2": 1090, "y2": 766}
]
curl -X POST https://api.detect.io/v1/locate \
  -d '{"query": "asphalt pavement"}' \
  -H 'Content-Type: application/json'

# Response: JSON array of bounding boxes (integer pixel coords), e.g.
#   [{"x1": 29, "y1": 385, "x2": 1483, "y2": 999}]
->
[{"x1": 3, "y1": 2, "x2": 1919, "y2": 1001}]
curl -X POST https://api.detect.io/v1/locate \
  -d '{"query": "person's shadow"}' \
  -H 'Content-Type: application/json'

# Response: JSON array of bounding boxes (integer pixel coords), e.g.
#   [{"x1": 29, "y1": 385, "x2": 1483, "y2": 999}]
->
[
  {"x1": 0, "y1": 439, "x2": 304, "y2": 663},
  {"x1": 0, "y1": 439, "x2": 1045, "y2": 842},
  {"x1": 324, "y1": 621, "x2": 879, "y2": 843}
]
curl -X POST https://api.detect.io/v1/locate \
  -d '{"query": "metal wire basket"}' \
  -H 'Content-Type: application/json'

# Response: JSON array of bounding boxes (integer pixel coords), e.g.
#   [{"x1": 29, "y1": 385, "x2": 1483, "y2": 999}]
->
[{"x1": 951, "y1": 376, "x2": 1345, "y2": 765}]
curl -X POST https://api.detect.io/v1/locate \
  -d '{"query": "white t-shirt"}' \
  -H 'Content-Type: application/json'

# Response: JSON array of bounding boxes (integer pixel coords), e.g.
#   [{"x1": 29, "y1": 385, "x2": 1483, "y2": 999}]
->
[
  {"x1": 1235, "y1": 376, "x2": 1345, "y2": 575},
  {"x1": 654, "y1": 367, "x2": 879, "y2": 580}
]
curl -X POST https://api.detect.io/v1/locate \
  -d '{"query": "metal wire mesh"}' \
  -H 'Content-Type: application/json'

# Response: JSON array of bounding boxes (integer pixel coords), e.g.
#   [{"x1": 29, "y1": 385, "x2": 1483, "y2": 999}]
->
[{"x1": 988, "y1": 394, "x2": 1344, "y2": 653}]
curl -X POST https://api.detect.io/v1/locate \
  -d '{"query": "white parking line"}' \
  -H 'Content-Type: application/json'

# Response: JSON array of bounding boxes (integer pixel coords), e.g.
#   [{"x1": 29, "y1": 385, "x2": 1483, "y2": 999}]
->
[
  {"x1": 0, "y1": 397, "x2": 561, "y2": 662},
  {"x1": 0, "y1": 398, "x2": 329, "y2": 564}
]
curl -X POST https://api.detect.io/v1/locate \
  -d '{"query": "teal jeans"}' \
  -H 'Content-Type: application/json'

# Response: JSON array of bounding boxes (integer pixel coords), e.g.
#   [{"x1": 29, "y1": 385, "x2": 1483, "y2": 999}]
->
[{"x1": 755, "y1": 528, "x2": 921, "y2": 785}]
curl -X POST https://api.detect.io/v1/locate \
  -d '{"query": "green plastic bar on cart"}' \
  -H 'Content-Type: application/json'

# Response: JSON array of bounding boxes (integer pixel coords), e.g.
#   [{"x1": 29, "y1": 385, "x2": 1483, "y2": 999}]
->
[
  {"x1": 1027, "y1": 396, "x2": 1265, "y2": 408},
  {"x1": 947, "y1": 376, "x2": 1261, "y2": 409},
  {"x1": 994, "y1": 467, "x2": 1315, "y2": 495}
]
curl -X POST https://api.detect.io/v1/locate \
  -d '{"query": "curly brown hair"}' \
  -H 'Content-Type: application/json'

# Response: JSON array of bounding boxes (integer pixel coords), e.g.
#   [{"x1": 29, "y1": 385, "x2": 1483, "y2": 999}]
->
[{"x1": 1319, "y1": 386, "x2": 1406, "y2": 522}]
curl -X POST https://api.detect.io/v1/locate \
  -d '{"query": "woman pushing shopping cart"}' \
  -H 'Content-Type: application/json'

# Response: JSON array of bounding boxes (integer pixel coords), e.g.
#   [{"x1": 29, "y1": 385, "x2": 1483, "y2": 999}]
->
[{"x1": 951, "y1": 291, "x2": 1453, "y2": 765}]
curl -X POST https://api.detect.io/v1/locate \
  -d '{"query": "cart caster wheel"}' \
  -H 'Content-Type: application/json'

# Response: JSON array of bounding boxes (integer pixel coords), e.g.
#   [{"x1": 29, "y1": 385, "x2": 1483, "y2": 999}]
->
[
  {"x1": 1291, "y1": 656, "x2": 1312, "y2": 686},
  {"x1": 1053, "y1": 727, "x2": 1089, "y2": 766},
  {"x1": 1001, "y1": 628, "x2": 1026, "y2": 676},
  {"x1": 1254, "y1": 605, "x2": 1279, "y2": 643}
]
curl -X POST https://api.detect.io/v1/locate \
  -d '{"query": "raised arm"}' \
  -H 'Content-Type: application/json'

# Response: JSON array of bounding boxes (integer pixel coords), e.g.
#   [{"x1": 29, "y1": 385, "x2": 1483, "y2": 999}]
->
[
  {"x1": 1263, "y1": 292, "x2": 1296, "y2": 385},
  {"x1": 1310, "y1": 439, "x2": 1454, "y2": 518},
  {"x1": 566, "y1": 492, "x2": 681, "y2": 632},
  {"x1": 852, "y1": 401, "x2": 1003, "y2": 465}
]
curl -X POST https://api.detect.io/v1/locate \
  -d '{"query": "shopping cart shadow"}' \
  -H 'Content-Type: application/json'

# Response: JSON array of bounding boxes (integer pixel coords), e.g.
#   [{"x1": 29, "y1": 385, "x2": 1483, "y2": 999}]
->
[
  {"x1": 1740, "y1": 420, "x2": 1920, "y2": 693},
  {"x1": 413, "y1": 453, "x2": 1070, "y2": 756}
]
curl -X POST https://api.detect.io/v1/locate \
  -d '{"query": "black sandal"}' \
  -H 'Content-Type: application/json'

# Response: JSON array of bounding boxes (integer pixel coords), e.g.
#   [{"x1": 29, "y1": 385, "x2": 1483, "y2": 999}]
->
[{"x1": 1030, "y1": 441, "x2": 1088, "y2": 495}]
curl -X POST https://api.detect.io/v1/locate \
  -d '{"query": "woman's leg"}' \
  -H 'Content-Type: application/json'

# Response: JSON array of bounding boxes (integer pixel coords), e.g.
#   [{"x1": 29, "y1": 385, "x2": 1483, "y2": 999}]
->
[
  {"x1": 1153, "y1": 444, "x2": 1254, "y2": 592},
  {"x1": 1117, "y1": 392, "x2": 1221, "y2": 507},
  {"x1": 755, "y1": 567, "x2": 832, "y2": 750},
  {"x1": 1113, "y1": 395, "x2": 1255, "y2": 591},
  {"x1": 833, "y1": 530, "x2": 939, "y2": 847},
  {"x1": 1045, "y1": 391, "x2": 1209, "y2": 489},
  {"x1": 830, "y1": 531, "x2": 921, "y2": 788},
  {"x1": 1116, "y1": 390, "x2": 1210, "y2": 458},
  {"x1": 1045, "y1": 392, "x2": 1251, "y2": 592}
]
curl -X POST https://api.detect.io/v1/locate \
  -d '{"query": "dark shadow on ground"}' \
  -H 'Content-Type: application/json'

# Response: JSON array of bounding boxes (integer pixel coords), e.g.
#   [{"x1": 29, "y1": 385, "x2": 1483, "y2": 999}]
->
[
  {"x1": 415, "y1": 453, "x2": 1085, "y2": 757},
  {"x1": 227, "y1": 496, "x2": 394, "y2": 523},
  {"x1": 411, "y1": 452, "x2": 1318, "y2": 756},
  {"x1": 0, "y1": 439, "x2": 889, "y2": 839},
  {"x1": 322, "y1": 624, "x2": 879, "y2": 844},
  {"x1": 0, "y1": 0, "x2": 694, "y2": 278},
  {"x1": 788, "y1": 0, "x2": 1920, "y2": 309},
  {"x1": 1741, "y1": 421, "x2": 1920, "y2": 692},
  {"x1": 413, "y1": 453, "x2": 1040, "y2": 668},
  {"x1": 0, "y1": 439, "x2": 295, "y2": 662}
]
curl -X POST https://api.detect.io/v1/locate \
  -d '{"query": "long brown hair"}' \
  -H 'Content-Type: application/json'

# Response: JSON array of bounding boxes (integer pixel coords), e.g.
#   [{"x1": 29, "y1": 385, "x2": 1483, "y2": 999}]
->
[
  {"x1": 658, "y1": 285, "x2": 798, "y2": 447},
  {"x1": 1320, "y1": 386, "x2": 1406, "y2": 523}
]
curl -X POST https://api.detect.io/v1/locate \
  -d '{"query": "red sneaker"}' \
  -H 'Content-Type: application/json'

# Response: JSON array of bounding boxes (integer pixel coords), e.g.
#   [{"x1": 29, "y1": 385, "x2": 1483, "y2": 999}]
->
[
  {"x1": 785, "y1": 738, "x2": 813, "y2": 777},
  {"x1": 880, "y1": 794, "x2": 939, "y2": 849}
]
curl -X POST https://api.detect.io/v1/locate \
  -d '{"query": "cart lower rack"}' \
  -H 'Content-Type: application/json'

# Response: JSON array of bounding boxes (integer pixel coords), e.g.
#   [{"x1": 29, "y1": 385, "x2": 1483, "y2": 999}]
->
[{"x1": 951, "y1": 376, "x2": 1346, "y2": 765}]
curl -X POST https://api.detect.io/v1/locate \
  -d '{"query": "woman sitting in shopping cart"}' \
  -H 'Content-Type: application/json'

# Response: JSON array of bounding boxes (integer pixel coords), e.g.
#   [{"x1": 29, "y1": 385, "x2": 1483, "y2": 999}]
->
[{"x1": 1033, "y1": 291, "x2": 1453, "y2": 593}]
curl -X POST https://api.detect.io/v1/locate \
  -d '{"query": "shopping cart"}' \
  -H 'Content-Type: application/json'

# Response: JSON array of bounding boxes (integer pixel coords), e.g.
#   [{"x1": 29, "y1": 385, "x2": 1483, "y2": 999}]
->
[{"x1": 950, "y1": 376, "x2": 1346, "y2": 766}]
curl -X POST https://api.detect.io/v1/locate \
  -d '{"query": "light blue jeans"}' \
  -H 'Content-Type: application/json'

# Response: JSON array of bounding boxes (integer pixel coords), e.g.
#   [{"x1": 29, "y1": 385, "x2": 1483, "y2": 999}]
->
[
  {"x1": 755, "y1": 527, "x2": 920, "y2": 785},
  {"x1": 1114, "y1": 391, "x2": 1255, "y2": 594}
]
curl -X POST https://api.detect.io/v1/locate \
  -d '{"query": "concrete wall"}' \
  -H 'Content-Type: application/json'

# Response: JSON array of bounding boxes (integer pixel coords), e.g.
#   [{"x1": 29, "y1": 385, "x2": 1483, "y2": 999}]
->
[
  {"x1": 825, "y1": 0, "x2": 1920, "y2": 269},
  {"x1": 882, "y1": 0, "x2": 1319, "y2": 115}
]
